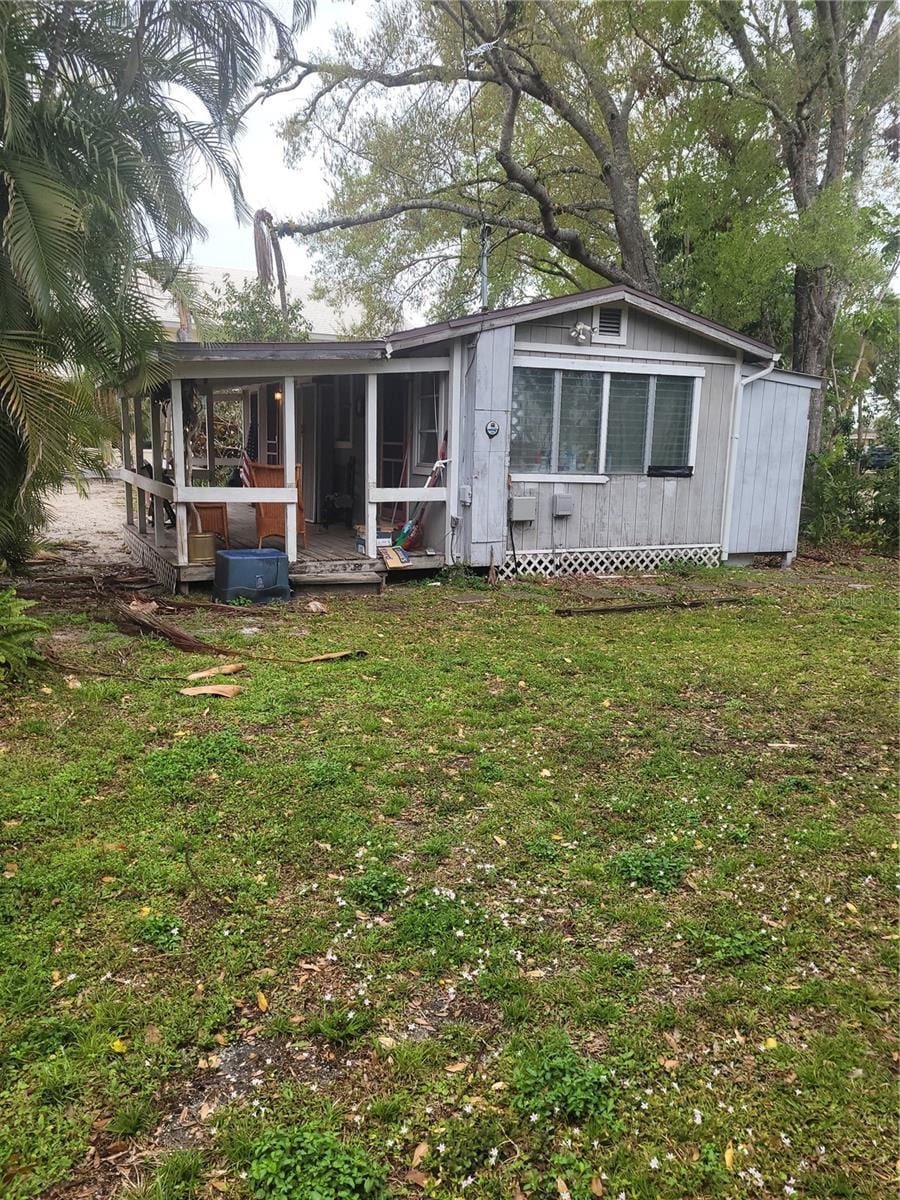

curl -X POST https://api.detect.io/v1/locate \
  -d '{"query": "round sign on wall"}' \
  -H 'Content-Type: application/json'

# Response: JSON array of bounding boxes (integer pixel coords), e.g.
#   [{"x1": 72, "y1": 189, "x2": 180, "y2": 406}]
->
[{"x1": 485, "y1": 419, "x2": 500, "y2": 439}]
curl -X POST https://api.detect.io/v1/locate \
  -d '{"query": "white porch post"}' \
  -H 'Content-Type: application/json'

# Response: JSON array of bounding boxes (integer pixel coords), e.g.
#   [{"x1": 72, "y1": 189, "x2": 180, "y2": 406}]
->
[
  {"x1": 132, "y1": 396, "x2": 147, "y2": 534},
  {"x1": 170, "y1": 378, "x2": 189, "y2": 565},
  {"x1": 365, "y1": 372, "x2": 378, "y2": 559},
  {"x1": 445, "y1": 345, "x2": 462, "y2": 566},
  {"x1": 149, "y1": 397, "x2": 165, "y2": 545},
  {"x1": 119, "y1": 392, "x2": 134, "y2": 527},
  {"x1": 283, "y1": 376, "x2": 297, "y2": 560}
]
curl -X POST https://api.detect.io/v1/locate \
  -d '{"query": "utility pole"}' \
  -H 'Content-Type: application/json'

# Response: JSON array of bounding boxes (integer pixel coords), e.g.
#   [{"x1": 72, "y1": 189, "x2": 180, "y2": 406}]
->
[{"x1": 479, "y1": 224, "x2": 490, "y2": 311}]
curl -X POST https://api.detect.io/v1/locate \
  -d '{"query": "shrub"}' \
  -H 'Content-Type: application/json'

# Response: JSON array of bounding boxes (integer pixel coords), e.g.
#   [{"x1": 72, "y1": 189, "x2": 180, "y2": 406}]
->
[
  {"x1": 0, "y1": 588, "x2": 45, "y2": 679},
  {"x1": 803, "y1": 438, "x2": 899, "y2": 551},
  {"x1": 607, "y1": 846, "x2": 687, "y2": 893},
  {"x1": 511, "y1": 1030, "x2": 615, "y2": 1124},
  {"x1": 247, "y1": 1125, "x2": 388, "y2": 1200}
]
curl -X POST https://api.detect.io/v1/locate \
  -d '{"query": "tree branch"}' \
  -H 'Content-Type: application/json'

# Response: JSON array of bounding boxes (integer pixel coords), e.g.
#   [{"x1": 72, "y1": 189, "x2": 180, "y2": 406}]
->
[{"x1": 275, "y1": 196, "x2": 636, "y2": 287}]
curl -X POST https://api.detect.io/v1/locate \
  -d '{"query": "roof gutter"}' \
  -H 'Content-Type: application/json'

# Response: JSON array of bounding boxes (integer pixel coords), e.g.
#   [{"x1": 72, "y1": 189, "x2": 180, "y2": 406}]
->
[{"x1": 719, "y1": 354, "x2": 779, "y2": 562}]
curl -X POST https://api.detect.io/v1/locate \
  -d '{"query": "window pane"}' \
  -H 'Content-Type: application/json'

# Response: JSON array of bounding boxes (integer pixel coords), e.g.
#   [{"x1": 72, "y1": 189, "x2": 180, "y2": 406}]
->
[
  {"x1": 651, "y1": 377, "x2": 694, "y2": 467},
  {"x1": 558, "y1": 371, "x2": 603, "y2": 472},
  {"x1": 510, "y1": 367, "x2": 554, "y2": 472},
  {"x1": 606, "y1": 375, "x2": 649, "y2": 472},
  {"x1": 417, "y1": 378, "x2": 440, "y2": 465}
]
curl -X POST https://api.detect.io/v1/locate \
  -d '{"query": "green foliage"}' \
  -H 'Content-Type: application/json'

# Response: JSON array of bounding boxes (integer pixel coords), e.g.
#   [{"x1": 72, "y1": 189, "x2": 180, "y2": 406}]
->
[
  {"x1": 511, "y1": 1030, "x2": 616, "y2": 1124},
  {"x1": 1, "y1": 575, "x2": 897, "y2": 1198},
  {"x1": 690, "y1": 924, "x2": 773, "y2": 966},
  {"x1": 607, "y1": 846, "x2": 687, "y2": 894},
  {"x1": 803, "y1": 437, "x2": 899, "y2": 551},
  {"x1": 0, "y1": 1, "x2": 303, "y2": 564},
  {"x1": 137, "y1": 913, "x2": 183, "y2": 952},
  {"x1": 305, "y1": 1004, "x2": 374, "y2": 1046},
  {"x1": 247, "y1": 1125, "x2": 388, "y2": 1200},
  {"x1": 344, "y1": 866, "x2": 405, "y2": 912},
  {"x1": 142, "y1": 731, "x2": 246, "y2": 791},
  {"x1": 428, "y1": 1113, "x2": 506, "y2": 1181},
  {"x1": 199, "y1": 275, "x2": 311, "y2": 342},
  {"x1": 141, "y1": 1150, "x2": 206, "y2": 1200},
  {"x1": 0, "y1": 589, "x2": 45, "y2": 679}
]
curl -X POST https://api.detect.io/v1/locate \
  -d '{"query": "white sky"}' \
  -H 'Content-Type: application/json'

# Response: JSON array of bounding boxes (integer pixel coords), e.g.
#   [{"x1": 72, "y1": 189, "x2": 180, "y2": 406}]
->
[{"x1": 189, "y1": 0, "x2": 372, "y2": 275}]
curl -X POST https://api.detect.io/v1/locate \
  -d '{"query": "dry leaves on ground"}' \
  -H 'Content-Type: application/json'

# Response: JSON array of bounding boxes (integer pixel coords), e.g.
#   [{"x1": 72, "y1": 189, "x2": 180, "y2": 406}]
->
[
  {"x1": 178, "y1": 685, "x2": 243, "y2": 699},
  {"x1": 185, "y1": 663, "x2": 246, "y2": 681}
]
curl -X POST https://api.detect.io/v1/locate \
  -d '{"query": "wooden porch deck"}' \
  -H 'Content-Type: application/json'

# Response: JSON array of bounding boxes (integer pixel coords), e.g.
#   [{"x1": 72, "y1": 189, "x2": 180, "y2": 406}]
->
[{"x1": 123, "y1": 501, "x2": 443, "y2": 592}]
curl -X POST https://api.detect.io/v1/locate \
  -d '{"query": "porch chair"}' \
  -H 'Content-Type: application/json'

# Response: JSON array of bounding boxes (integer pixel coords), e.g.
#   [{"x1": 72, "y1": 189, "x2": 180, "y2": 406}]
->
[{"x1": 240, "y1": 455, "x2": 307, "y2": 551}]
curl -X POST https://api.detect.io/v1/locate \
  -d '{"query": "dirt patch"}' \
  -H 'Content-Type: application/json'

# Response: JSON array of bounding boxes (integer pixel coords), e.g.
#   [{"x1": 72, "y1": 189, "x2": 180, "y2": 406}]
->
[{"x1": 43, "y1": 481, "x2": 133, "y2": 572}]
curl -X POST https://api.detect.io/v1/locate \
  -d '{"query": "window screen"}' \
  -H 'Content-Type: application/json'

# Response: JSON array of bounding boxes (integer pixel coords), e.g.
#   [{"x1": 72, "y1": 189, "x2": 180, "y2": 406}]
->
[
  {"x1": 559, "y1": 371, "x2": 603, "y2": 472},
  {"x1": 606, "y1": 375, "x2": 649, "y2": 472},
  {"x1": 416, "y1": 376, "x2": 440, "y2": 468},
  {"x1": 650, "y1": 376, "x2": 693, "y2": 467},
  {"x1": 510, "y1": 367, "x2": 554, "y2": 471}
]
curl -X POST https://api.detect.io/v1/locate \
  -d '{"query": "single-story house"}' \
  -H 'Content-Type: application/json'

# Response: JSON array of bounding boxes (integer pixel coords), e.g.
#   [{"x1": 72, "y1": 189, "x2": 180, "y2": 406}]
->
[{"x1": 117, "y1": 285, "x2": 820, "y2": 591}]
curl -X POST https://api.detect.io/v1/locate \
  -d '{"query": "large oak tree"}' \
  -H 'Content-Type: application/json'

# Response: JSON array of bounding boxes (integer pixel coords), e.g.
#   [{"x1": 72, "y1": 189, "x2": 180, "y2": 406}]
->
[{"x1": 263, "y1": 0, "x2": 897, "y2": 453}]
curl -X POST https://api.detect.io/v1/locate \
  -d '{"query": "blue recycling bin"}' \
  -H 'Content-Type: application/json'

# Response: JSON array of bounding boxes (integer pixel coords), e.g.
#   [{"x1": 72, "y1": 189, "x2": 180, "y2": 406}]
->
[{"x1": 213, "y1": 549, "x2": 291, "y2": 604}]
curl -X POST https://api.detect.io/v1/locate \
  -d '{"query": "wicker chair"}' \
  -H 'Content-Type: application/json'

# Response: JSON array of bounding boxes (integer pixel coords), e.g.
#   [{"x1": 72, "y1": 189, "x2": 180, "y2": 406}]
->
[
  {"x1": 188, "y1": 502, "x2": 230, "y2": 547},
  {"x1": 240, "y1": 456, "x2": 307, "y2": 550}
]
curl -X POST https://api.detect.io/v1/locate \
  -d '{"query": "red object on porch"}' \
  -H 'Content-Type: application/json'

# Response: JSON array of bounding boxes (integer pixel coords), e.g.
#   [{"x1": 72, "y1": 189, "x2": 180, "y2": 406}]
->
[{"x1": 240, "y1": 456, "x2": 307, "y2": 550}]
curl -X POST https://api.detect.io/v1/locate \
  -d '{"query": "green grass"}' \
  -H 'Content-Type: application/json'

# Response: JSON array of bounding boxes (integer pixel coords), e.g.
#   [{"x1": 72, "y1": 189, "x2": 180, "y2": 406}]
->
[{"x1": 0, "y1": 564, "x2": 896, "y2": 1199}]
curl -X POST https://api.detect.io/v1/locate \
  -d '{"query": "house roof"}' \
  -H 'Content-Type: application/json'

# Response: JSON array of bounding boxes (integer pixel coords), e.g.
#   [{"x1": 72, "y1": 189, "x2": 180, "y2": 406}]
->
[
  {"x1": 386, "y1": 284, "x2": 779, "y2": 358},
  {"x1": 169, "y1": 284, "x2": 779, "y2": 363}
]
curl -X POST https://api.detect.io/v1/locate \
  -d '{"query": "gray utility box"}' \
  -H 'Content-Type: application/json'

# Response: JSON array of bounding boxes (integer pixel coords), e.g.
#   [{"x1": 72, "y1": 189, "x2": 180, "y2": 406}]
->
[
  {"x1": 508, "y1": 494, "x2": 538, "y2": 523},
  {"x1": 213, "y1": 549, "x2": 291, "y2": 604},
  {"x1": 552, "y1": 493, "x2": 574, "y2": 518}
]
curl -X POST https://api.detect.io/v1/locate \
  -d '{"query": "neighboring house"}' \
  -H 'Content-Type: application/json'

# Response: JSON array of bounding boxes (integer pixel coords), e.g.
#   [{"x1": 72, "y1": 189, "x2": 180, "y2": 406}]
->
[
  {"x1": 117, "y1": 286, "x2": 820, "y2": 591},
  {"x1": 151, "y1": 264, "x2": 356, "y2": 341}
]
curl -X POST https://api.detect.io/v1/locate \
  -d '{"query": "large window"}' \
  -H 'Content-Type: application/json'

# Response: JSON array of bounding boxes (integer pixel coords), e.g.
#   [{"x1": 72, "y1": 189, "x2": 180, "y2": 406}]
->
[{"x1": 511, "y1": 366, "x2": 696, "y2": 476}]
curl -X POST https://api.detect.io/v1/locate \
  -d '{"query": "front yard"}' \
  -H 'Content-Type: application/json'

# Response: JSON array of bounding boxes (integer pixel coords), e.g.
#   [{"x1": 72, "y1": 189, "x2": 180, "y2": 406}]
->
[{"x1": 1, "y1": 561, "x2": 896, "y2": 1199}]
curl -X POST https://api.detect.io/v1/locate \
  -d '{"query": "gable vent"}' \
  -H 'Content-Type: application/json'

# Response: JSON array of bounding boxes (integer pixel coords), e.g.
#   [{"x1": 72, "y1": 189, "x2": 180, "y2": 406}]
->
[{"x1": 594, "y1": 307, "x2": 622, "y2": 337}]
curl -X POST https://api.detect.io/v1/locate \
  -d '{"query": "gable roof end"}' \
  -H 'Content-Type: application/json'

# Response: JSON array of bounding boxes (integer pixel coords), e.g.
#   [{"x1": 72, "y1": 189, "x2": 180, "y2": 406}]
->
[{"x1": 388, "y1": 285, "x2": 778, "y2": 358}]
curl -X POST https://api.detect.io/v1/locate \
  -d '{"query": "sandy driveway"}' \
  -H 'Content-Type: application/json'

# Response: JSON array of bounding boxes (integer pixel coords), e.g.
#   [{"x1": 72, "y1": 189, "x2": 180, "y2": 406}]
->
[{"x1": 42, "y1": 479, "x2": 134, "y2": 572}]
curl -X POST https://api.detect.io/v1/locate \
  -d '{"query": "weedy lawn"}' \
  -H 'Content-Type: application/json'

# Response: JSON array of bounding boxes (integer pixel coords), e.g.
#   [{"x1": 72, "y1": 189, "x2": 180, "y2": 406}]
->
[{"x1": 0, "y1": 563, "x2": 896, "y2": 1200}]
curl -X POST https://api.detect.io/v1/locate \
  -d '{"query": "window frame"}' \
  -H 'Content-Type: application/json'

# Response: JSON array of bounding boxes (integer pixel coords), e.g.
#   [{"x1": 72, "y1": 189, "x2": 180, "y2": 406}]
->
[
  {"x1": 413, "y1": 373, "x2": 444, "y2": 473},
  {"x1": 509, "y1": 358, "x2": 702, "y2": 481}
]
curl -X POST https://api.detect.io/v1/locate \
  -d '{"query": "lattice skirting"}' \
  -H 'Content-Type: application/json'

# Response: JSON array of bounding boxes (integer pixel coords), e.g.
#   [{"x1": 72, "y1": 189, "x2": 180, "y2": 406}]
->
[
  {"x1": 497, "y1": 543, "x2": 721, "y2": 580},
  {"x1": 123, "y1": 524, "x2": 178, "y2": 593}
]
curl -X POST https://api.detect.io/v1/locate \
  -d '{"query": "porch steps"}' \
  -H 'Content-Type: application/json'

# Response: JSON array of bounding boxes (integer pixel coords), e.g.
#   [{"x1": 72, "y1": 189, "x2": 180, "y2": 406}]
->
[{"x1": 289, "y1": 569, "x2": 384, "y2": 594}]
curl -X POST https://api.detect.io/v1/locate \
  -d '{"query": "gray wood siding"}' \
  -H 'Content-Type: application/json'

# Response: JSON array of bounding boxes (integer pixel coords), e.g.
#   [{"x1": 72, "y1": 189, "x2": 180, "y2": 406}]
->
[
  {"x1": 508, "y1": 361, "x2": 735, "y2": 551},
  {"x1": 515, "y1": 304, "x2": 726, "y2": 358},
  {"x1": 459, "y1": 326, "x2": 514, "y2": 567},
  {"x1": 729, "y1": 378, "x2": 809, "y2": 555}
]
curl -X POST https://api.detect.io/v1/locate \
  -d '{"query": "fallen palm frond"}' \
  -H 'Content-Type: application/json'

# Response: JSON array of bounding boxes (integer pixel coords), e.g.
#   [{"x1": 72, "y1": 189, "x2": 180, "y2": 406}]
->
[
  {"x1": 114, "y1": 600, "x2": 366, "y2": 664},
  {"x1": 554, "y1": 596, "x2": 751, "y2": 617}
]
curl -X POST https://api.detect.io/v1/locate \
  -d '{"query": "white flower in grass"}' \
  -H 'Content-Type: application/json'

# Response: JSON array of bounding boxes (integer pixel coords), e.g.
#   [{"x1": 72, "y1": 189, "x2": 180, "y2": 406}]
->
[
  {"x1": 693, "y1": 1108, "x2": 703, "y2": 1124},
  {"x1": 648, "y1": 1156, "x2": 660, "y2": 1170}
]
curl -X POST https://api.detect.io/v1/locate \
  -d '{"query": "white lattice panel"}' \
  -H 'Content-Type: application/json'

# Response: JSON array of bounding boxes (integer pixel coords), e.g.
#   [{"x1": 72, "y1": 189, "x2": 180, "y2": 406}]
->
[{"x1": 497, "y1": 544, "x2": 720, "y2": 580}]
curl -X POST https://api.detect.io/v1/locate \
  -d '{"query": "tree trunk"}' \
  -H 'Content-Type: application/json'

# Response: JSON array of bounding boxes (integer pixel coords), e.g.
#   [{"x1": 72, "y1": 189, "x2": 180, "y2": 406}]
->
[{"x1": 793, "y1": 265, "x2": 837, "y2": 455}]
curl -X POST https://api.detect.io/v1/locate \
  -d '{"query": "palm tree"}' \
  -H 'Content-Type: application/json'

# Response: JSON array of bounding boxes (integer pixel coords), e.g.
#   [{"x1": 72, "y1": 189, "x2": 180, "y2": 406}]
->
[{"x1": 0, "y1": 0, "x2": 314, "y2": 567}]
